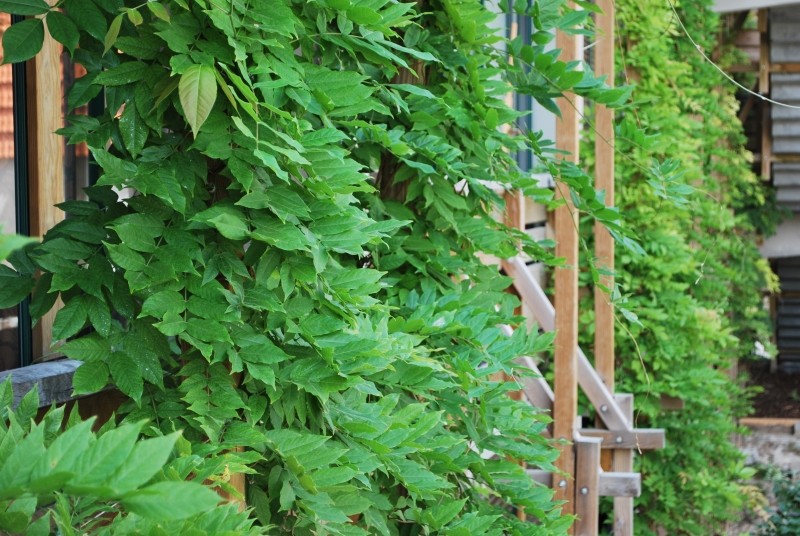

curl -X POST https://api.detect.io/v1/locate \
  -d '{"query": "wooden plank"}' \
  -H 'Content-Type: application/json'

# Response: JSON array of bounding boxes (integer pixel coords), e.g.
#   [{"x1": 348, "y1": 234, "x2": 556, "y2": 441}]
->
[
  {"x1": 504, "y1": 256, "x2": 631, "y2": 431},
  {"x1": 217, "y1": 446, "x2": 247, "y2": 511},
  {"x1": 595, "y1": 0, "x2": 617, "y2": 442},
  {"x1": 771, "y1": 62, "x2": 800, "y2": 73},
  {"x1": 759, "y1": 8, "x2": 772, "y2": 180},
  {"x1": 599, "y1": 472, "x2": 641, "y2": 498},
  {"x1": 574, "y1": 437, "x2": 601, "y2": 536},
  {"x1": 27, "y1": 10, "x2": 65, "y2": 361},
  {"x1": 504, "y1": 190, "x2": 525, "y2": 231},
  {"x1": 594, "y1": 0, "x2": 615, "y2": 393},
  {"x1": 613, "y1": 394, "x2": 634, "y2": 536},
  {"x1": 739, "y1": 417, "x2": 799, "y2": 434},
  {"x1": 517, "y1": 354, "x2": 555, "y2": 412},
  {"x1": 553, "y1": 15, "x2": 581, "y2": 515},
  {"x1": 528, "y1": 469, "x2": 640, "y2": 498},
  {"x1": 659, "y1": 394, "x2": 685, "y2": 411},
  {"x1": 527, "y1": 469, "x2": 553, "y2": 486},
  {"x1": 502, "y1": 189, "x2": 527, "y2": 523},
  {"x1": 579, "y1": 428, "x2": 666, "y2": 450}
]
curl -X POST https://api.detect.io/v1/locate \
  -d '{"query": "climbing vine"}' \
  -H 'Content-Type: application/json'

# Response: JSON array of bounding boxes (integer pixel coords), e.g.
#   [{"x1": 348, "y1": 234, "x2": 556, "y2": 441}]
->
[
  {"x1": 0, "y1": 0, "x2": 635, "y2": 533},
  {"x1": 580, "y1": 1, "x2": 780, "y2": 533}
]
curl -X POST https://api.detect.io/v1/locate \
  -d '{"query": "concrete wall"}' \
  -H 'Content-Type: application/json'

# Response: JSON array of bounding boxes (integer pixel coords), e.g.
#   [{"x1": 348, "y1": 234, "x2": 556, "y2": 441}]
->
[{"x1": 738, "y1": 419, "x2": 800, "y2": 472}]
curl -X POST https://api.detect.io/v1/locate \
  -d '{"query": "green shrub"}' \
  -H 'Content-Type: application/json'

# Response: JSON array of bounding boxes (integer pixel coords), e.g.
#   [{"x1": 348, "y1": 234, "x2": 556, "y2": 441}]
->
[
  {"x1": 758, "y1": 469, "x2": 800, "y2": 536},
  {"x1": 0, "y1": 378, "x2": 262, "y2": 535}
]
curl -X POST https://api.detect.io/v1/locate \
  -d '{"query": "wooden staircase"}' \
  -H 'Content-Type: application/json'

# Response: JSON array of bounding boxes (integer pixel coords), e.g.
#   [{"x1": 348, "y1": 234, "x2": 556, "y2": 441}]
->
[
  {"x1": 502, "y1": 256, "x2": 664, "y2": 535},
  {"x1": 490, "y1": 2, "x2": 668, "y2": 533}
]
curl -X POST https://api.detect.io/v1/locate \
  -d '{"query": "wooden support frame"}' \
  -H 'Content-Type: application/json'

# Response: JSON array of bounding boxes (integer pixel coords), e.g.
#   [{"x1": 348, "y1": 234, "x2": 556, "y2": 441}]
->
[
  {"x1": 574, "y1": 438, "x2": 601, "y2": 536},
  {"x1": 553, "y1": 15, "x2": 581, "y2": 512},
  {"x1": 594, "y1": 0, "x2": 615, "y2": 393},
  {"x1": 527, "y1": 469, "x2": 641, "y2": 498},
  {"x1": 503, "y1": 257, "x2": 633, "y2": 432},
  {"x1": 613, "y1": 394, "x2": 634, "y2": 536},
  {"x1": 579, "y1": 427, "x2": 666, "y2": 450},
  {"x1": 600, "y1": 472, "x2": 641, "y2": 498}
]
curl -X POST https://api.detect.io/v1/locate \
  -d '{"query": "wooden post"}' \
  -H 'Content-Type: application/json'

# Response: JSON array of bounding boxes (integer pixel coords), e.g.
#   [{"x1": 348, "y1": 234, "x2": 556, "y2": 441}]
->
[
  {"x1": 759, "y1": 9, "x2": 771, "y2": 180},
  {"x1": 613, "y1": 394, "x2": 634, "y2": 536},
  {"x1": 28, "y1": 8, "x2": 65, "y2": 360},
  {"x1": 594, "y1": 0, "x2": 616, "y2": 475},
  {"x1": 503, "y1": 189, "x2": 527, "y2": 522},
  {"x1": 574, "y1": 437, "x2": 601, "y2": 536},
  {"x1": 594, "y1": 0, "x2": 615, "y2": 392},
  {"x1": 553, "y1": 6, "x2": 581, "y2": 517}
]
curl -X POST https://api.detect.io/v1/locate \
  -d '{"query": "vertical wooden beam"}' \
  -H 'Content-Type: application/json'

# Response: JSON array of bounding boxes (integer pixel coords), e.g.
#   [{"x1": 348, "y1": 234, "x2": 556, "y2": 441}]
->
[
  {"x1": 574, "y1": 437, "x2": 601, "y2": 536},
  {"x1": 594, "y1": 0, "x2": 615, "y2": 393},
  {"x1": 553, "y1": 4, "x2": 581, "y2": 517},
  {"x1": 503, "y1": 189, "x2": 527, "y2": 522},
  {"x1": 613, "y1": 394, "x2": 634, "y2": 536},
  {"x1": 217, "y1": 447, "x2": 247, "y2": 511},
  {"x1": 758, "y1": 8, "x2": 771, "y2": 180},
  {"x1": 28, "y1": 9, "x2": 65, "y2": 361}
]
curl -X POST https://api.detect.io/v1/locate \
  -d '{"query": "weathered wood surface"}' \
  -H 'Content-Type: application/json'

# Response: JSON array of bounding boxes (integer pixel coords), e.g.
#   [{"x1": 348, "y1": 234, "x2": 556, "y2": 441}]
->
[
  {"x1": 613, "y1": 394, "x2": 635, "y2": 536},
  {"x1": 594, "y1": 0, "x2": 615, "y2": 394},
  {"x1": 27, "y1": 4, "x2": 65, "y2": 360},
  {"x1": 526, "y1": 469, "x2": 641, "y2": 498},
  {"x1": 553, "y1": 16, "x2": 581, "y2": 514},
  {"x1": 574, "y1": 438, "x2": 601, "y2": 536},
  {"x1": 601, "y1": 471, "x2": 641, "y2": 498},
  {"x1": 579, "y1": 428, "x2": 665, "y2": 450}
]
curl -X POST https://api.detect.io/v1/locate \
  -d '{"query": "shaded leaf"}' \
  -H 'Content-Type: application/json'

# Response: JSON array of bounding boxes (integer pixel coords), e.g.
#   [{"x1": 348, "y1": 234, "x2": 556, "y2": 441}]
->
[
  {"x1": 1, "y1": 18, "x2": 44, "y2": 64},
  {"x1": 179, "y1": 64, "x2": 217, "y2": 137}
]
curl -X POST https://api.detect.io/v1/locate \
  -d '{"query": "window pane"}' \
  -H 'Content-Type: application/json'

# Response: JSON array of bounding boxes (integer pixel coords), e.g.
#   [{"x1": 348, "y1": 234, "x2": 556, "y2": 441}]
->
[
  {"x1": 0, "y1": 13, "x2": 20, "y2": 371},
  {"x1": 63, "y1": 55, "x2": 90, "y2": 201}
]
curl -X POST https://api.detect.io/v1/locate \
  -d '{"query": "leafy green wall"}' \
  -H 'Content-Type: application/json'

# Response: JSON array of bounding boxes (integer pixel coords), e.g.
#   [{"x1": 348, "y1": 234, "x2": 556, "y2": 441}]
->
[
  {"x1": 0, "y1": 0, "x2": 632, "y2": 533},
  {"x1": 595, "y1": 1, "x2": 780, "y2": 533}
]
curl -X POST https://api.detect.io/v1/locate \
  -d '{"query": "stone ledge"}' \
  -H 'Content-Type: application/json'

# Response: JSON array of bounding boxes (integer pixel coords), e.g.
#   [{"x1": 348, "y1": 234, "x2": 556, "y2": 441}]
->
[
  {"x1": 0, "y1": 359, "x2": 81, "y2": 408},
  {"x1": 739, "y1": 417, "x2": 800, "y2": 435}
]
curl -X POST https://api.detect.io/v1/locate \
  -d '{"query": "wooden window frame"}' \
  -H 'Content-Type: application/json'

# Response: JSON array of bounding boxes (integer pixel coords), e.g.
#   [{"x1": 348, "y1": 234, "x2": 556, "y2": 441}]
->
[{"x1": 25, "y1": 15, "x2": 65, "y2": 363}]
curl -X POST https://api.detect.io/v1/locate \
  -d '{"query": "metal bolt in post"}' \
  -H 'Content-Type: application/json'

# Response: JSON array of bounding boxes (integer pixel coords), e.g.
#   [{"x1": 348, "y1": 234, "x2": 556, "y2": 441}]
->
[
  {"x1": 558, "y1": 479, "x2": 567, "y2": 488},
  {"x1": 600, "y1": 404, "x2": 608, "y2": 413},
  {"x1": 580, "y1": 487, "x2": 588, "y2": 495}
]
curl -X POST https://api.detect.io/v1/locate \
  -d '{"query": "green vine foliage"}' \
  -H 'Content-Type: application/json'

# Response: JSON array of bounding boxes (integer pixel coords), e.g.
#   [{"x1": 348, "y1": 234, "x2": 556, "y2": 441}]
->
[
  {"x1": 0, "y1": 379, "x2": 263, "y2": 535},
  {"x1": 0, "y1": 0, "x2": 634, "y2": 534},
  {"x1": 578, "y1": 1, "x2": 780, "y2": 533}
]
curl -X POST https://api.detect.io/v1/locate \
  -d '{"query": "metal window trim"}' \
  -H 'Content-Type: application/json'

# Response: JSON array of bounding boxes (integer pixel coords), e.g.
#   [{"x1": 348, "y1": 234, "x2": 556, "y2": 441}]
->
[{"x1": 11, "y1": 14, "x2": 32, "y2": 368}]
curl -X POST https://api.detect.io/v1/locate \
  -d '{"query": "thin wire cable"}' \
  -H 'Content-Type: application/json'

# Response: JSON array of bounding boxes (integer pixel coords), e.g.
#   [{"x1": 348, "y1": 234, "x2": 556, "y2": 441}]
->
[{"x1": 666, "y1": 0, "x2": 800, "y2": 109}]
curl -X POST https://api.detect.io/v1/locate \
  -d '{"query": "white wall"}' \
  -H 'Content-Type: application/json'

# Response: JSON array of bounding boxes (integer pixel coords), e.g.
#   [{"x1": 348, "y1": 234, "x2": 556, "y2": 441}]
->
[{"x1": 760, "y1": 214, "x2": 800, "y2": 258}]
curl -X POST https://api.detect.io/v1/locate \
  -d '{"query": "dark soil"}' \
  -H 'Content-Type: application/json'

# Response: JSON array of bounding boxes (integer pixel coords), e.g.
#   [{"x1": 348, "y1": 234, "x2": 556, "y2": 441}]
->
[{"x1": 746, "y1": 360, "x2": 800, "y2": 418}]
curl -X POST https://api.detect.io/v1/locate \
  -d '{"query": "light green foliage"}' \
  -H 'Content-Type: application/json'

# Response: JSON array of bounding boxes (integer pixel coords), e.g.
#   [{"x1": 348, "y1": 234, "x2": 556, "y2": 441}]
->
[
  {"x1": 1, "y1": 0, "x2": 632, "y2": 533},
  {"x1": 0, "y1": 378, "x2": 263, "y2": 535},
  {"x1": 580, "y1": 1, "x2": 780, "y2": 533},
  {"x1": 0, "y1": 232, "x2": 37, "y2": 307},
  {"x1": 0, "y1": 231, "x2": 35, "y2": 262}
]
